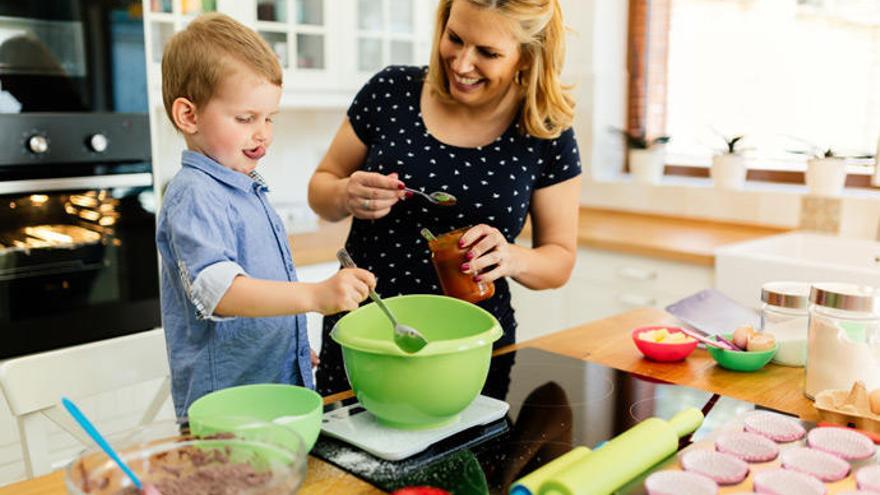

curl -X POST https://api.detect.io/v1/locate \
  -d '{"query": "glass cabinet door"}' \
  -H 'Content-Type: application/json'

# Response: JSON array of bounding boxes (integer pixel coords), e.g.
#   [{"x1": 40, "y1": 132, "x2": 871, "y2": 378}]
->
[
  {"x1": 355, "y1": 0, "x2": 419, "y2": 73},
  {"x1": 256, "y1": 0, "x2": 327, "y2": 71},
  {"x1": 145, "y1": 0, "x2": 216, "y2": 64}
]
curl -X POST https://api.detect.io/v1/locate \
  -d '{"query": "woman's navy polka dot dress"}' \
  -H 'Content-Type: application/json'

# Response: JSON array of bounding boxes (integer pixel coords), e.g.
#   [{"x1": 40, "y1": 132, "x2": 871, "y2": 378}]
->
[{"x1": 316, "y1": 66, "x2": 581, "y2": 395}]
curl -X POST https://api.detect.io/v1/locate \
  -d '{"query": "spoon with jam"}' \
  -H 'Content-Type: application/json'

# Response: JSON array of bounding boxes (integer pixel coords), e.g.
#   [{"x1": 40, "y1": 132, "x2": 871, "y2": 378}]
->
[{"x1": 404, "y1": 188, "x2": 457, "y2": 207}]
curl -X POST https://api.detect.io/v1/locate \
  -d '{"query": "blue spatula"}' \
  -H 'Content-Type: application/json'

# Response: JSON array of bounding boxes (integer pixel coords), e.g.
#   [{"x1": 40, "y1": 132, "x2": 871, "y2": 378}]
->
[{"x1": 61, "y1": 397, "x2": 143, "y2": 491}]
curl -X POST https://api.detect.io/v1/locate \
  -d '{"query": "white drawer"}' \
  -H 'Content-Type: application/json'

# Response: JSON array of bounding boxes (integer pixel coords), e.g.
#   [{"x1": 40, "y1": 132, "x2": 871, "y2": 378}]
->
[{"x1": 573, "y1": 248, "x2": 712, "y2": 296}]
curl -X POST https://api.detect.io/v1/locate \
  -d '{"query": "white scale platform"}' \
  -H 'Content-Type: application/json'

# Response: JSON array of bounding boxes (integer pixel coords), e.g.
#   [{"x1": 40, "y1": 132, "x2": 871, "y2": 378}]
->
[{"x1": 320, "y1": 395, "x2": 509, "y2": 461}]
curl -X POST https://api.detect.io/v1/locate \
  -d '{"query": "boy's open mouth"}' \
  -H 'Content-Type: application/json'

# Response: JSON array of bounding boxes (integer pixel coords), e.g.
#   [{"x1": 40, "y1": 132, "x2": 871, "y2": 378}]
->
[{"x1": 243, "y1": 146, "x2": 265, "y2": 160}]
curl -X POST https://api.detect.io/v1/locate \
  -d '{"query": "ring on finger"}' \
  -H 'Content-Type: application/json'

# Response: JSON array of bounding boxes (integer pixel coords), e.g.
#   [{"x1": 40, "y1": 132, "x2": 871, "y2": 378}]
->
[{"x1": 361, "y1": 199, "x2": 371, "y2": 210}]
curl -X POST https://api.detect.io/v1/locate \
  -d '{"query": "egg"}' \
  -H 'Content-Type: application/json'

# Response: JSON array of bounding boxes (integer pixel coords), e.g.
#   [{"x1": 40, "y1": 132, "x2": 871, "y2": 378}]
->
[
  {"x1": 733, "y1": 324, "x2": 758, "y2": 350},
  {"x1": 746, "y1": 332, "x2": 777, "y2": 352},
  {"x1": 870, "y1": 388, "x2": 880, "y2": 415}
]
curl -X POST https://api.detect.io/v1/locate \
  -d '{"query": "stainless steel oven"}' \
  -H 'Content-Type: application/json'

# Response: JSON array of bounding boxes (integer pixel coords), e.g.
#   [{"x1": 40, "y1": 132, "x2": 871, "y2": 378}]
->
[
  {"x1": 0, "y1": 1, "x2": 158, "y2": 358},
  {"x1": 0, "y1": 114, "x2": 159, "y2": 358}
]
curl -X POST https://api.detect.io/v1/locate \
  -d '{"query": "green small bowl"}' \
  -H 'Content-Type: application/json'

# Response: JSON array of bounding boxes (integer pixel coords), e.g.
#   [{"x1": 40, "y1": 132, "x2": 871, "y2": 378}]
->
[
  {"x1": 708, "y1": 333, "x2": 778, "y2": 372},
  {"x1": 188, "y1": 383, "x2": 323, "y2": 451}
]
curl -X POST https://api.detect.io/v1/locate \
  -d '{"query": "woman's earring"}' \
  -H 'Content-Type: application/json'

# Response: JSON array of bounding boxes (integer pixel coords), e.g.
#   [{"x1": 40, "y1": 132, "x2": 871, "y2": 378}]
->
[{"x1": 514, "y1": 70, "x2": 523, "y2": 85}]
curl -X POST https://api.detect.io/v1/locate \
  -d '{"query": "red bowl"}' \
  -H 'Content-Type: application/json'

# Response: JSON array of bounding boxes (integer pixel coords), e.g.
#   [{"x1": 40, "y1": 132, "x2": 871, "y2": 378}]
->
[{"x1": 631, "y1": 326, "x2": 698, "y2": 362}]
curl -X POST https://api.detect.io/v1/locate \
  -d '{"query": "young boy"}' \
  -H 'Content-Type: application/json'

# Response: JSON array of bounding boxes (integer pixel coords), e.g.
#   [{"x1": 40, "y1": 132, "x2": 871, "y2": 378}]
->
[{"x1": 156, "y1": 14, "x2": 375, "y2": 418}]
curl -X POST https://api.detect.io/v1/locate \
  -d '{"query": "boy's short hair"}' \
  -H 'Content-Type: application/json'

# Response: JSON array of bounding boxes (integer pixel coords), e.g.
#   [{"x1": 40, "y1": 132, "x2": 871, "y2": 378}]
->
[{"x1": 161, "y1": 13, "x2": 282, "y2": 126}]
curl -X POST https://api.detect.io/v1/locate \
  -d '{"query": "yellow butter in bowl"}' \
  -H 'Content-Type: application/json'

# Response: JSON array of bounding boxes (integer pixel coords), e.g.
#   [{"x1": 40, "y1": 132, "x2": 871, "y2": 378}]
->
[{"x1": 638, "y1": 328, "x2": 695, "y2": 344}]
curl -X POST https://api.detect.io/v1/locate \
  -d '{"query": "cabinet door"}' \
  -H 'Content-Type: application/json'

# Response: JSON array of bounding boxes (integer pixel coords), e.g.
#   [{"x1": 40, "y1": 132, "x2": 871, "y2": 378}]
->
[
  {"x1": 253, "y1": 0, "x2": 337, "y2": 88},
  {"x1": 509, "y1": 281, "x2": 567, "y2": 343},
  {"x1": 143, "y1": 0, "x2": 219, "y2": 77},
  {"x1": 568, "y1": 248, "x2": 713, "y2": 325},
  {"x1": 348, "y1": 0, "x2": 434, "y2": 79}
]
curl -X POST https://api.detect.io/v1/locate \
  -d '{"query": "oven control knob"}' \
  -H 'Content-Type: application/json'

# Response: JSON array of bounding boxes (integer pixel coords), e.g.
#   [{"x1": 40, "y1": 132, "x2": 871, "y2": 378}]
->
[
  {"x1": 88, "y1": 133, "x2": 109, "y2": 153},
  {"x1": 27, "y1": 135, "x2": 49, "y2": 154}
]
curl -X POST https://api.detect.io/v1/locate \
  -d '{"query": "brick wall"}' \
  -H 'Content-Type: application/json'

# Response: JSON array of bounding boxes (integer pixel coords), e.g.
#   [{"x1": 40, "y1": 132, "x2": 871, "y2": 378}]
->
[{"x1": 626, "y1": 0, "x2": 670, "y2": 141}]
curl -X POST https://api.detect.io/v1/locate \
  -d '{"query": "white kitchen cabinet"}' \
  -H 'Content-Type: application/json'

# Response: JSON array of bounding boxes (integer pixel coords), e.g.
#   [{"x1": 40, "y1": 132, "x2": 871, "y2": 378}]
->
[
  {"x1": 142, "y1": 0, "x2": 435, "y2": 109},
  {"x1": 510, "y1": 248, "x2": 714, "y2": 343}
]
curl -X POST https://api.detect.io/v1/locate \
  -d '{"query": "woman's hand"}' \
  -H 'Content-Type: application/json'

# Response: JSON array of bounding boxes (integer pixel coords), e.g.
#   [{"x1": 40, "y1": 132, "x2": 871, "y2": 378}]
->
[
  {"x1": 459, "y1": 224, "x2": 522, "y2": 283},
  {"x1": 346, "y1": 171, "x2": 406, "y2": 220}
]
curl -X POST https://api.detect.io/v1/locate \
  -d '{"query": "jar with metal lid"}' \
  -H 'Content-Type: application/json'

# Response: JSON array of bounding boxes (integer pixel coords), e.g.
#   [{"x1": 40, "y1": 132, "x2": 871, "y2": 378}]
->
[
  {"x1": 761, "y1": 282, "x2": 810, "y2": 367},
  {"x1": 804, "y1": 283, "x2": 880, "y2": 399}
]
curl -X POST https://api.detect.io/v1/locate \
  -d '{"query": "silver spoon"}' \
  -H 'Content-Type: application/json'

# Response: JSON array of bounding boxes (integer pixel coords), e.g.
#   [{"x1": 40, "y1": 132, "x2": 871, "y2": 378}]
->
[
  {"x1": 404, "y1": 187, "x2": 457, "y2": 207},
  {"x1": 336, "y1": 248, "x2": 428, "y2": 353}
]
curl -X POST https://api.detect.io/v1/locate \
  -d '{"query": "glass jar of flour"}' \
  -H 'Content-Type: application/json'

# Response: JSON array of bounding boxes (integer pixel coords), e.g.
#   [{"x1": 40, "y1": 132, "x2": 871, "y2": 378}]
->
[
  {"x1": 804, "y1": 283, "x2": 880, "y2": 399},
  {"x1": 761, "y1": 282, "x2": 810, "y2": 367}
]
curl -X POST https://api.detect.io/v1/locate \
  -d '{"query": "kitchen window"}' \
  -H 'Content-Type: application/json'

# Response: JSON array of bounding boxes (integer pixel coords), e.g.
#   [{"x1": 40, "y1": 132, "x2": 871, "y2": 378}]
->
[{"x1": 628, "y1": 0, "x2": 880, "y2": 186}]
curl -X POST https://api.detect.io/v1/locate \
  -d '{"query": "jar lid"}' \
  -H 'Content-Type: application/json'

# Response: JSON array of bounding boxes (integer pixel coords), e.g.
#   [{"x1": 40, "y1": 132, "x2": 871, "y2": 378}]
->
[
  {"x1": 761, "y1": 281, "x2": 810, "y2": 309},
  {"x1": 809, "y1": 283, "x2": 880, "y2": 313}
]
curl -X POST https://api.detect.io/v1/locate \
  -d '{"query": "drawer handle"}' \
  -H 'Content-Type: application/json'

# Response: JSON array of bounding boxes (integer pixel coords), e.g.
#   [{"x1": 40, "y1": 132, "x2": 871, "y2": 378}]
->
[
  {"x1": 618, "y1": 293, "x2": 656, "y2": 307},
  {"x1": 616, "y1": 266, "x2": 658, "y2": 281}
]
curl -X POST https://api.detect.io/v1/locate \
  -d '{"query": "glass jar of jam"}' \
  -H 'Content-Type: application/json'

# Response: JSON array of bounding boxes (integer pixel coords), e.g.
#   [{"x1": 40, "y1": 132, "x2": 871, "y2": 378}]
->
[{"x1": 427, "y1": 227, "x2": 495, "y2": 303}]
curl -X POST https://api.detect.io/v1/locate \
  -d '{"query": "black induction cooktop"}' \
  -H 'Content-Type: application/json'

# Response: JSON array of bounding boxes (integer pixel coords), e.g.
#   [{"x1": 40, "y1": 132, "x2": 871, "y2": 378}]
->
[{"x1": 312, "y1": 348, "x2": 764, "y2": 494}]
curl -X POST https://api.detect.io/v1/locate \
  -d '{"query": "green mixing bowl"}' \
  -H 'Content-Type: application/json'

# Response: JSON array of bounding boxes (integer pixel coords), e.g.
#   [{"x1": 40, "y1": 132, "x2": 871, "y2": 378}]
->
[
  {"x1": 331, "y1": 294, "x2": 503, "y2": 429},
  {"x1": 708, "y1": 333, "x2": 778, "y2": 372},
  {"x1": 187, "y1": 383, "x2": 323, "y2": 451}
]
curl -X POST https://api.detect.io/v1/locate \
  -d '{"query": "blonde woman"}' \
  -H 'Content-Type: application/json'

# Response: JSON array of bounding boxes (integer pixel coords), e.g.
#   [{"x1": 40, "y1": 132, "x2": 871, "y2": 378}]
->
[{"x1": 308, "y1": 0, "x2": 581, "y2": 394}]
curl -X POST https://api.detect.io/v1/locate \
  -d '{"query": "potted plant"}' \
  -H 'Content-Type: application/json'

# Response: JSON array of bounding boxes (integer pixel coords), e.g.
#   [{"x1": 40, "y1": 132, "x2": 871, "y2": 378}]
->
[
  {"x1": 614, "y1": 129, "x2": 671, "y2": 184},
  {"x1": 788, "y1": 135, "x2": 877, "y2": 196},
  {"x1": 789, "y1": 143, "x2": 851, "y2": 197},
  {"x1": 711, "y1": 135, "x2": 747, "y2": 189},
  {"x1": 805, "y1": 148, "x2": 848, "y2": 197}
]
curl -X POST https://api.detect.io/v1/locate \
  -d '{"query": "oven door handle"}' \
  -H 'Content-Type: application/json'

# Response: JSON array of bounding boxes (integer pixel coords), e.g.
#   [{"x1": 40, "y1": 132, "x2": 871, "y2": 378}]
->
[{"x1": 0, "y1": 173, "x2": 153, "y2": 194}]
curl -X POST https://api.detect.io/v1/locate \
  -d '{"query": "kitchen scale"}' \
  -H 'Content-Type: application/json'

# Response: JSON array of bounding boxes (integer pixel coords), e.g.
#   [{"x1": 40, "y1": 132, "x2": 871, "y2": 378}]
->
[{"x1": 320, "y1": 394, "x2": 510, "y2": 461}]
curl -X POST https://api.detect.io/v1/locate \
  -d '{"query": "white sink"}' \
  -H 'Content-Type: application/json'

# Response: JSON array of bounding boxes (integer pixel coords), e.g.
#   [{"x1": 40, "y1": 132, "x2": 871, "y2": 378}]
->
[{"x1": 715, "y1": 232, "x2": 880, "y2": 309}]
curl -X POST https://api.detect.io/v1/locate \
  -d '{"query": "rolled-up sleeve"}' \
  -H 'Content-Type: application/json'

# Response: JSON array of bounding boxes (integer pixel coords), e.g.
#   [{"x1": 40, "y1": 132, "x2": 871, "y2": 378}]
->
[{"x1": 165, "y1": 191, "x2": 245, "y2": 321}]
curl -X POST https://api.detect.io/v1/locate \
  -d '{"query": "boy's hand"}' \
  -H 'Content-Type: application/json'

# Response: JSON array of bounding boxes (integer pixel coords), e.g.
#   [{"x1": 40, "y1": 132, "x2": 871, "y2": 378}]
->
[
  {"x1": 310, "y1": 348, "x2": 320, "y2": 368},
  {"x1": 314, "y1": 267, "x2": 376, "y2": 315}
]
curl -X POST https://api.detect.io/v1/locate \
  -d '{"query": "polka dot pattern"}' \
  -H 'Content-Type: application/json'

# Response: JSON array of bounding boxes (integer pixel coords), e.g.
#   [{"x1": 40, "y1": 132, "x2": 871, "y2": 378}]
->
[{"x1": 316, "y1": 65, "x2": 582, "y2": 395}]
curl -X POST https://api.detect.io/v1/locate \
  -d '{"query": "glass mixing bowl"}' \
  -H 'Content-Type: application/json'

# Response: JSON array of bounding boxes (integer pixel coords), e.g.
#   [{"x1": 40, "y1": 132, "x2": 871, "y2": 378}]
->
[{"x1": 64, "y1": 418, "x2": 307, "y2": 495}]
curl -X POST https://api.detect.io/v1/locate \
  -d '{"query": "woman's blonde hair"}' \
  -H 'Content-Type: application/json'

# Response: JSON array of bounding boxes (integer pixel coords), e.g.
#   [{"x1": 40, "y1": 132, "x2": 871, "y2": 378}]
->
[
  {"x1": 161, "y1": 13, "x2": 282, "y2": 126},
  {"x1": 425, "y1": 0, "x2": 574, "y2": 139}
]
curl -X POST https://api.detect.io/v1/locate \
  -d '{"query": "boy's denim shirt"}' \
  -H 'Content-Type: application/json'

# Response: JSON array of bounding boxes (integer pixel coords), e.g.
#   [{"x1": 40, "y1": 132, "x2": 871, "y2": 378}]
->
[{"x1": 157, "y1": 150, "x2": 314, "y2": 418}]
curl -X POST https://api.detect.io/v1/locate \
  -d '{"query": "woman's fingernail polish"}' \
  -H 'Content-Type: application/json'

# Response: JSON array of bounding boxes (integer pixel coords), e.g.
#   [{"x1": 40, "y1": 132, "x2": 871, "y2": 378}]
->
[
  {"x1": 474, "y1": 276, "x2": 482, "y2": 282},
  {"x1": 398, "y1": 183, "x2": 405, "y2": 190},
  {"x1": 405, "y1": 191, "x2": 413, "y2": 198},
  {"x1": 466, "y1": 251, "x2": 474, "y2": 260},
  {"x1": 461, "y1": 263, "x2": 470, "y2": 271}
]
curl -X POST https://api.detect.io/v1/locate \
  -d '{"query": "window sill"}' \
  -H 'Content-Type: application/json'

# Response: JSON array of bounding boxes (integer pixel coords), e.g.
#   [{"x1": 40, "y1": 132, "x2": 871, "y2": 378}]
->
[{"x1": 593, "y1": 173, "x2": 880, "y2": 198}]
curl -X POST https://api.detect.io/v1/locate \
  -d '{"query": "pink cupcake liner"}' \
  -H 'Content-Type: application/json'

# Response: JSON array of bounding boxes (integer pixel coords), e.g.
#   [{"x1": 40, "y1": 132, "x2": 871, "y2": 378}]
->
[
  {"x1": 681, "y1": 449, "x2": 750, "y2": 485},
  {"x1": 779, "y1": 446, "x2": 850, "y2": 482},
  {"x1": 743, "y1": 411, "x2": 806, "y2": 443},
  {"x1": 644, "y1": 470, "x2": 718, "y2": 495},
  {"x1": 716, "y1": 431, "x2": 780, "y2": 463}
]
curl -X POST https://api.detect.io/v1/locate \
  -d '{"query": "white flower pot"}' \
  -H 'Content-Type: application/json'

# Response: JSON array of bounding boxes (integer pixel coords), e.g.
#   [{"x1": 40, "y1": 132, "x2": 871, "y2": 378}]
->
[
  {"x1": 629, "y1": 148, "x2": 666, "y2": 184},
  {"x1": 711, "y1": 154, "x2": 747, "y2": 189},
  {"x1": 806, "y1": 157, "x2": 847, "y2": 197}
]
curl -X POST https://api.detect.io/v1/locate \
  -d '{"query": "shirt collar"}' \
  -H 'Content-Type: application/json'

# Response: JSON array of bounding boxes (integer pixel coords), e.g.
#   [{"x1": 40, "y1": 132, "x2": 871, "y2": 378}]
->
[{"x1": 181, "y1": 150, "x2": 269, "y2": 192}]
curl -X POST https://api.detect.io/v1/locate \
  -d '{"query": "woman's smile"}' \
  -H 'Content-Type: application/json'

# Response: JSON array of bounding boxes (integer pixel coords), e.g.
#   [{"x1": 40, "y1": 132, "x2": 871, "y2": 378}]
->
[{"x1": 451, "y1": 72, "x2": 485, "y2": 92}]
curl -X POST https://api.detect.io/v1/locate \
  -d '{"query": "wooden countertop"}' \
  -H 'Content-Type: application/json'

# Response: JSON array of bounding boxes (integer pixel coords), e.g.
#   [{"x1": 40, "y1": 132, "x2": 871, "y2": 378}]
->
[
  {"x1": 575, "y1": 208, "x2": 786, "y2": 266},
  {"x1": 2, "y1": 307, "x2": 815, "y2": 495},
  {"x1": 520, "y1": 307, "x2": 815, "y2": 420},
  {"x1": 288, "y1": 208, "x2": 786, "y2": 267}
]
